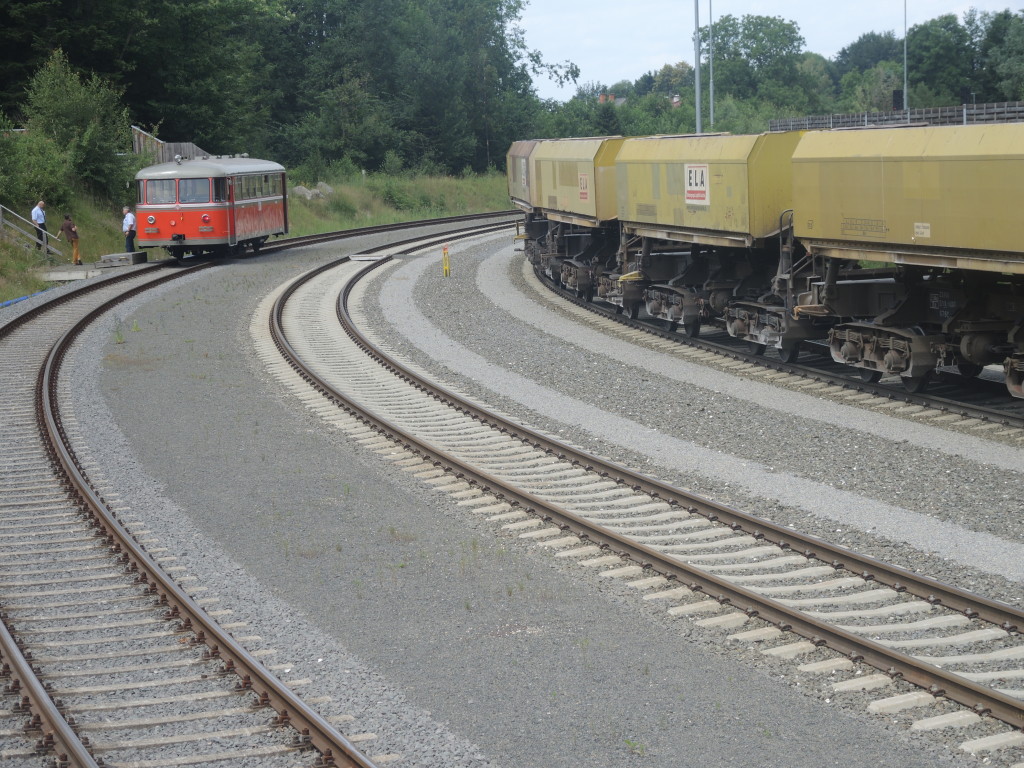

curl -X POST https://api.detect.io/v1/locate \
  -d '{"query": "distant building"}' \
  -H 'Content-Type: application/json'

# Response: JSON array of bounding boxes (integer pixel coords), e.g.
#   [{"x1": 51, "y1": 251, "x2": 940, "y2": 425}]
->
[{"x1": 598, "y1": 93, "x2": 628, "y2": 108}]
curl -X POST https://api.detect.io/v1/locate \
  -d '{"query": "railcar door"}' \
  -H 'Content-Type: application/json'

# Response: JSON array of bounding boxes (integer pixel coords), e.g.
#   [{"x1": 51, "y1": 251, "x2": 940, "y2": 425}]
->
[
  {"x1": 227, "y1": 175, "x2": 238, "y2": 247},
  {"x1": 281, "y1": 172, "x2": 289, "y2": 233}
]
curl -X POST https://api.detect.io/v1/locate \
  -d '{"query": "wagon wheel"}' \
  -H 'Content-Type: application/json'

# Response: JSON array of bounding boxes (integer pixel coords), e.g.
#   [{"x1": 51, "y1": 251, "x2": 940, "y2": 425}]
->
[
  {"x1": 682, "y1": 318, "x2": 700, "y2": 338},
  {"x1": 747, "y1": 341, "x2": 767, "y2": 356},
  {"x1": 859, "y1": 368, "x2": 883, "y2": 383},
  {"x1": 956, "y1": 362, "x2": 984, "y2": 378},
  {"x1": 902, "y1": 373, "x2": 931, "y2": 393},
  {"x1": 777, "y1": 343, "x2": 801, "y2": 364}
]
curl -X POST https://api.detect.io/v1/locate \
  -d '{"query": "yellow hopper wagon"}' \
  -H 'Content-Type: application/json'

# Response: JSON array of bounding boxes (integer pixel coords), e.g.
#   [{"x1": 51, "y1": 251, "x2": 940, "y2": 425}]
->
[{"x1": 792, "y1": 123, "x2": 1024, "y2": 395}]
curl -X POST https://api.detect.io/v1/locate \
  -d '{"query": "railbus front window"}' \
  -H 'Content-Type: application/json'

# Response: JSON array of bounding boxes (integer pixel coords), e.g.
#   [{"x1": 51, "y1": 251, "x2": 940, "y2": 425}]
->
[
  {"x1": 146, "y1": 179, "x2": 176, "y2": 205},
  {"x1": 179, "y1": 178, "x2": 211, "y2": 204}
]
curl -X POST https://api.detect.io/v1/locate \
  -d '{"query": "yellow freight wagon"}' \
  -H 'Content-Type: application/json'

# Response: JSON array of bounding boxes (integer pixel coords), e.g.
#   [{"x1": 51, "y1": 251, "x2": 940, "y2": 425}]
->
[
  {"x1": 507, "y1": 139, "x2": 541, "y2": 213},
  {"x1": 615, "y1": 131, "x2": 803, "y2": 247},
  {"x1": 532, "y1": 137, "x2": 624, "y2": 227},
  {"x1": 793, "y1": 123, "x2": 1024, "y2": 275}
]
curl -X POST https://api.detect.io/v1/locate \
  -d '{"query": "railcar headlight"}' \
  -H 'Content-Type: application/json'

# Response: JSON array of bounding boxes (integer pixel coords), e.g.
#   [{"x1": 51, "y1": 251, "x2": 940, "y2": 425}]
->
[{"x1": 147, "y1": 215, "x2": 155, "y2": 224}]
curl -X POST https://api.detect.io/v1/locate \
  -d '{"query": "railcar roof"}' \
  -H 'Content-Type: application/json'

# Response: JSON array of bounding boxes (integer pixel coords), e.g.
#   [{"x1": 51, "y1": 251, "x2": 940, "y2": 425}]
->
[{"x1": 135, "y1": 157, "x2": 285, "y2": 180}]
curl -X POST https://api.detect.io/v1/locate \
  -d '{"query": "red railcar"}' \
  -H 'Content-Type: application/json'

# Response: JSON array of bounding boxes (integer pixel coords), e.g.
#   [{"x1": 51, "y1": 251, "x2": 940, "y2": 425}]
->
[{"x1": 134, "y1": 156, "x2": 288, "y2": 259}]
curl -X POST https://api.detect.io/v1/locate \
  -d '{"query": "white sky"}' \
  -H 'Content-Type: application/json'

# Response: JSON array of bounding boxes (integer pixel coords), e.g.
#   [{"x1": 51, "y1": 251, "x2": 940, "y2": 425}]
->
[{"x1": 520, "y1": 1, "x2": 1023, "y2": 100}]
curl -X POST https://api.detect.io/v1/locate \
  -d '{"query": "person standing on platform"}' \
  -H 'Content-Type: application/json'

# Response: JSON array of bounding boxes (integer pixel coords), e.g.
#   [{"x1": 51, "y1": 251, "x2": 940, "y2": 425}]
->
[
  {"x1": 57, "y1": 214, "x2": 81, "y2": 265},
  {"x1": 31, "y1": 200, "x2": 47, "y2": 250},
  {"x1": 122, "y1": 206, "x2": 136, "y2": 252}
]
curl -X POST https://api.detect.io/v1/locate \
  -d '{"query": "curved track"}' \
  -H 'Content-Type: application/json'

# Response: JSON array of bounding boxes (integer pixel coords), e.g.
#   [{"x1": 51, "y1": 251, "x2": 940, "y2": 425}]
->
[
  {"x1": 265, "y1": 245, "x2": 1024, "y2": 761},
  {"x1": 0, "y1": 214, "x2": 514, "y2": 767},
  {"x1": 536, "y1": 270, "x2": 1024, "y2": 434}
]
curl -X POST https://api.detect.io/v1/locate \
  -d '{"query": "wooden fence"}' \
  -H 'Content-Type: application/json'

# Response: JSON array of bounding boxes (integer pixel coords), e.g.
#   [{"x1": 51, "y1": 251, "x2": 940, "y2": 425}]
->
[{"x1": 132, "y1": 126, "x2": 210, "y2": 165}]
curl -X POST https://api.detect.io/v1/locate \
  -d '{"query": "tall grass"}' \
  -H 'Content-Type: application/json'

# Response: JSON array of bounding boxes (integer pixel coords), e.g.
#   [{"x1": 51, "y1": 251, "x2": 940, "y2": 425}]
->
[
  {"x1": 288, "y1": 170, "x2": 510, "y2": 235},
  {"x1": 0, "y1": 171, "x2": 511, "y2": 304},
  {"x1": 1, "y1": 193, "x2": 129, "y2": 303}
]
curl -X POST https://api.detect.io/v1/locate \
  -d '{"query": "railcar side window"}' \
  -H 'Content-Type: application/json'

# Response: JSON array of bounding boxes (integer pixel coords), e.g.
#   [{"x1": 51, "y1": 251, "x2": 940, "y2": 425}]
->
[
  {"x1": 136, "y1": 181, "x2": 145, "y2": 204},
  {"x1": 146, "y1": 179, "x2": 176, "y2": 205},
  {"x1": 213, "y1": 178, "x2": 228, "y2": 202},
  {"x1": 180, "y1": 178, "x2": 211, "y2": 204}
]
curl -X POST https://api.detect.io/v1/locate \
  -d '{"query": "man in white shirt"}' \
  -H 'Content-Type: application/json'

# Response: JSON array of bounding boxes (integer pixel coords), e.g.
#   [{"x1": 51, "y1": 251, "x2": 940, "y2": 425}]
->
[
  {"x1": 122, "y1": 206, "x2": 137, "y2": 252},
  {"x1": 31, "y1": 200, "x2": 46, "y2": 250}
]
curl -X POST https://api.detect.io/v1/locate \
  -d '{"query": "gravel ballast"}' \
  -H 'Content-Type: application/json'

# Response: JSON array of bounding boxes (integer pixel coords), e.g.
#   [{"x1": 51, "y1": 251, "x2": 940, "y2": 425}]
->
[
  {"x1": 57, "y1": 234, "x2": 1020, "y2": 767},
  {"x1": 366, "y1": 238, "x2": 1024, "y2": 604}
]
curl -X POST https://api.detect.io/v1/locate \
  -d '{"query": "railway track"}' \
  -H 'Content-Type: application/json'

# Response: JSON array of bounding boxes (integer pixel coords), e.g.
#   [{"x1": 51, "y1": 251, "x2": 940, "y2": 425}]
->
[
  {"x1": 0, "y1": 214, "x2": 515, "y2": 768},
  {"x1": 260, "y1": 240, "x2": 1024, "y2": 764},
  {"x1": 534, "y1": 269, "x2": 1024, "y2": 435},
  {"x1": 0, "y1": 263, "x2": 378, "y2": 767}
]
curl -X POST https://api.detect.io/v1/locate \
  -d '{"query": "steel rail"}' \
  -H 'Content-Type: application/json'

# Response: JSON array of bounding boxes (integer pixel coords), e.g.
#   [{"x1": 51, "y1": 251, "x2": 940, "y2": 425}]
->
[
  {"x1": 22, "y1": 216, "x2": 511, "y2": 767},
  {"x1": 33, "y1": 262, "x2": 377, "y2": 768},
  {"x1": 0, "y1": 262, "x2": 165, "y2": 340},
  {"x1": 0, "y1": 263, "x2": 174, "y2": 768},
  {"x1": 1, "y1": 209, "x2": 514, "y2": 342},
  {"x1": 256, "y1": 210, "x2": 517, "y2": 256},
  {"x1": 538, "y1": 269, "x2": 1024, "y2": 430},
  {"x1": 273, "y1": 252, "x2": 1023, "y2": 730},
  {"x1": 344, "y1": 260, "x2": 1024, "y2": 633},
  {"x1": 0, "y1": 619, "x2": 101, "y2": 768}
]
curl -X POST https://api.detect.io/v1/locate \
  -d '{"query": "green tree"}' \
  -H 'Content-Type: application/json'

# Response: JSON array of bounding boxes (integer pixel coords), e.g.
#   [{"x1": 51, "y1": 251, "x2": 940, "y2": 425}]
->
[
  {"x1": 607, "y1": 80, "x2": 637, "y2": 100},
  {"x1": 834, "y1": 31, "x2": 902, "y2": 78},
  {"x1": 0, "y1": 112, "x2": 71, "y2": 211},
  {"x1": 594, "y1": 102, "x2": 622, "y2": 135},
  {"x1": 0, "y1": 0, "x2": 152, "y2": 119},
  {"x1": 699, "y1": 14, "x2": 805, "y2": 103},
  {"x1": 23, "y1": 50, "x2": 134, "y2": 200},
  {"x1": 838, "y1": 61, "x2": 904, "y2": 112},
  {"x1": 968, "y1": 9, "x2": 1018, "y2": 102},
  {"x1": 651, "y1": 62, "x2": 694, "y2": 97},
  {"x1": 130, "y1": 0, "x2": 288, "y2": 153},
  {"x1": 797, "y1": 53, "x2": 838, "y2": 114},
  {"x1": 633, "y1": 72, "x2": 656, "y2": 97},
  {"x1": 993, "y1": 13, "x2": 1024, "y2": 100},
  {"x1": 906, "y1": 14, "x2": 972, "y2": 103}
]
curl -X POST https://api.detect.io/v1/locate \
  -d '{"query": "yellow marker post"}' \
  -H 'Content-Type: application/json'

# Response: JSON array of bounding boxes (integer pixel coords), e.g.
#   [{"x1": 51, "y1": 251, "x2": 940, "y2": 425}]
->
[{"x1": 442, "y1": 245, "x2": 450, "y2": 277}]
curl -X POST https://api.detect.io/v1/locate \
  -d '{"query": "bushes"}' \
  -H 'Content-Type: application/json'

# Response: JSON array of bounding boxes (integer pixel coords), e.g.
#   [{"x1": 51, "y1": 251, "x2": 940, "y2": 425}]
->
[
  {"x1": 0, "y1": 114, "x2": 70, "y2": 212},
  {"x1": 0, "y1": 50, "x2": 138, "y2": 213}
]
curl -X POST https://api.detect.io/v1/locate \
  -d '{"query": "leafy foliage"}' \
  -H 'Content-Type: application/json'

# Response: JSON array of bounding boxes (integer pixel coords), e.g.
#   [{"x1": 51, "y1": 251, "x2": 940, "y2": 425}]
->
[
  {"x1": 23, "y1": 50, "x2": 135, "y2": 200},
  {"x1": 0, "y1": 113, "x2": 70, "y2": 211},
  {"x1": 834, "y1": 32, "x2": 902, "y2": 79},
  {"x1": 3, "y1": 1, "x2": 1024, "y2": 186}
]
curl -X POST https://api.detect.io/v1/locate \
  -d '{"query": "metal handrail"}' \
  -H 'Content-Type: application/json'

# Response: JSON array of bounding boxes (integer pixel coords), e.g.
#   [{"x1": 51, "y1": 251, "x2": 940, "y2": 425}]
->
[{"x1": 0, "y1": 203, "x2": 65, "y2": 259}]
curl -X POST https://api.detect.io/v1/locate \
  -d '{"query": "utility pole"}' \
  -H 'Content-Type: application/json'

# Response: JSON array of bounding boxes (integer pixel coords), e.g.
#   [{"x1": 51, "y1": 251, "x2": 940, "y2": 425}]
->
[
  {"x1": 709, "y1": 0, "x2": 714, "y2": 128},
  {"x1": 694, "y1": 0, "x2": 702, "y2": 133},
  {"x1": 904, "y1": 0, "x2": 909, "y2": 114}
]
